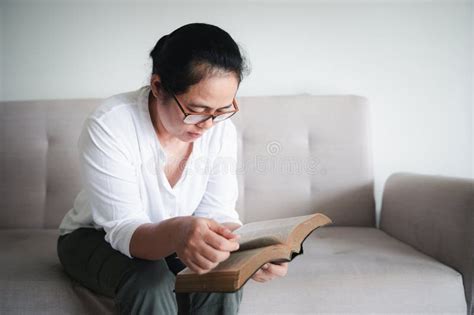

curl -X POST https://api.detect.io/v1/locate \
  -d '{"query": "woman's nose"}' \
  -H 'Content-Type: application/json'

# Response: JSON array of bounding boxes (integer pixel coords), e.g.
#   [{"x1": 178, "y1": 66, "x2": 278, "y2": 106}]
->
[{"x1": 197, "y1": 117, "x2": 214, "y2": 129}]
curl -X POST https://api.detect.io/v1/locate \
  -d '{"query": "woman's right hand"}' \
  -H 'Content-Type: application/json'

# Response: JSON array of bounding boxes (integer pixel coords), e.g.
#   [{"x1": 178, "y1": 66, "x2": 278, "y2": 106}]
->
[{"x1": 175, "y1": 217, "x2": 240, "y2": 274}]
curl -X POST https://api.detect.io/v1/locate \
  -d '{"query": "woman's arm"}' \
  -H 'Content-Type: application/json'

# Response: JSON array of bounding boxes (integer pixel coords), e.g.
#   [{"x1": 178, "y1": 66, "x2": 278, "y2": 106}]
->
[
  {"x1": 130, "y1": 216, "x2": 241, "y2": 275},
  {"x1": 129, "y1": 217, "x2": 182, "y2": 260}
]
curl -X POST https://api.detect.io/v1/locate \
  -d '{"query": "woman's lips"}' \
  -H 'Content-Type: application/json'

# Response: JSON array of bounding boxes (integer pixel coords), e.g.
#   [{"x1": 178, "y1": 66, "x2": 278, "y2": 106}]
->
[{"x1": 188, "y1": 131, "x2": 202, "y2": 138}]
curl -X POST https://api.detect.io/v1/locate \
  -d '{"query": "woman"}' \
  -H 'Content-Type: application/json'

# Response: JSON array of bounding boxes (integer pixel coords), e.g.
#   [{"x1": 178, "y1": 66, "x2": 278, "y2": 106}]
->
[{"x1": 57, "y1": 23, "x2": 288, "y2": 314}]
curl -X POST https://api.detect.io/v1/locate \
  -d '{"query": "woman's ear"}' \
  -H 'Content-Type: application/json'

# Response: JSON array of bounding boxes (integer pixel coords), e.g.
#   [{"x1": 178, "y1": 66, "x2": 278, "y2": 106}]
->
[{"x1": 150, "y1": 74, "x2": 163, "y2": 99}]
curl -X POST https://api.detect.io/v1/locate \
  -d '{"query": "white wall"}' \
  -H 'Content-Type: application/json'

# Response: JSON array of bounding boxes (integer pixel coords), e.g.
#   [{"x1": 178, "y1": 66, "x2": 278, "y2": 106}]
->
[{"x1": 1, "y1": 0, "x2": 472, "y2": 224}]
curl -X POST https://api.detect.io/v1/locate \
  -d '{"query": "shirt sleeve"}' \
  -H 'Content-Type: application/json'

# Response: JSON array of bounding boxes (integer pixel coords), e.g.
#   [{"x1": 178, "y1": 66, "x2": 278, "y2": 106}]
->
[
  {"x1": 193, "y1": 120, "x2": 243, "y2": 226},
  {"x1": 78, "y1": 117, "x2": 152, "y2": 258}
]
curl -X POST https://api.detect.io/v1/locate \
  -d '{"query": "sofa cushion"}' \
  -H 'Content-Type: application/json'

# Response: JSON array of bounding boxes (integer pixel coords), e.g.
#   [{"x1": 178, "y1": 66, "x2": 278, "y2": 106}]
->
[
  {"x1": 0, "y1": 229, "x2": 114, "y2": 314},
  {"x1": 239, "y1": 227, "x2": 466, "y2": 314},
  {"x1": 0, "y1": 227, "x2": 466, "y2": 314}
]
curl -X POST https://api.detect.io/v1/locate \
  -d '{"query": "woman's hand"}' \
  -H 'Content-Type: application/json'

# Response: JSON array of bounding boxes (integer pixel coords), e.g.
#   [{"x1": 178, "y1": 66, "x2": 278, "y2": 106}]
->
[
  {"x1": 251, "y1": 262, "x2": 289, "y2": 283},
  {"x1": 175, "y1": 217, "x2": 240, "y2": 275}
]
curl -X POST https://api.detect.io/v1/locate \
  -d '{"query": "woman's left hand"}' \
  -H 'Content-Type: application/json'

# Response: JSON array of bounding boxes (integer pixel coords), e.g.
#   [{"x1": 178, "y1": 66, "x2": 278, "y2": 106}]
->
[{"x1": 250, "y1": 262, "x2": 288, "y2": 283}]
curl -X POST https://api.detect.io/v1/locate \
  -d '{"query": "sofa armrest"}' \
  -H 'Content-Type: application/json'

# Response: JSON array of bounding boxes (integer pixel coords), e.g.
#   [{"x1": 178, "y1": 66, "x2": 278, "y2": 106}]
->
[{"x1": 380, "y1": 172, "x2": 473, "y2": 314}]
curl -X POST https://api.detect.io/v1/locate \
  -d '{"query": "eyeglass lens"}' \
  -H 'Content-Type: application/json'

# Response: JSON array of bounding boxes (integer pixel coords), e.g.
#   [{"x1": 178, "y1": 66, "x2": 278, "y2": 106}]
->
[{"x1": 183, "y1": 112, "x2": 236, "y2": 124}]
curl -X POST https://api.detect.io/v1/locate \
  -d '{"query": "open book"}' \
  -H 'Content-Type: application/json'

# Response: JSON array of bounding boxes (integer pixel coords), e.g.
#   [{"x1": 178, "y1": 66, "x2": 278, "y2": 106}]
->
[{"x1": 175, "y1": 213, "x2": 332, "y2": 293}]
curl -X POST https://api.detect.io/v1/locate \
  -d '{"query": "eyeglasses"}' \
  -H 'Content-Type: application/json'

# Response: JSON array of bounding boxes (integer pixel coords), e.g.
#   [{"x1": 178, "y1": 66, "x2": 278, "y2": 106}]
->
[{"x1": 168, "y1": 90, "x2": 239, "y2": 125}]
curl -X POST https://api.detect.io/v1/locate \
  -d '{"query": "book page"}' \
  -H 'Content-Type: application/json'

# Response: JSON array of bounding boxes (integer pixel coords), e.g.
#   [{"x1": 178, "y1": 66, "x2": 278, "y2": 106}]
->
[{"x1": 234, "y1": 214, "x2": 315, "y2": 251}]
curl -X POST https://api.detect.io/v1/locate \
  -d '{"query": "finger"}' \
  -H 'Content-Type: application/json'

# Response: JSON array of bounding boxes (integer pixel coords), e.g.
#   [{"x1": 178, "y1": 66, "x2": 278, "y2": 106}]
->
[
  {"x1": 227, "y1": 233, "x2": 241, "y2": 241},
  {"x1": 265, "y1": 262, "x2": 288, "y2": 277},
  {"x1": 255, "y1": 267, "x2": 272, "y2": 278},
  {"x1": 255, "y1": 269, "x2": 273, "y2": 282},
  {"x1": 208, "y1": 220, "x2": 240, "y2": 240},
  {"x1": 192, "y1": 252, "x2": 217, "y2": 271},
  {"x1": 198, "y1": 242, "x2": 230, "y2": 264},
  {"x1": 185, "y1": 259, "x2": 206, "y2": 275},
  {"x1": 259, "y1": 268, "x2": 276, "y2": 281},
  {"x1": 251, "y1": 269, "x2": 268, "y2": 283},
  {"x1": 204, "y1": 230, "x2": 240, "y2": 252},
  {"x1": 252, "y1": 276, "x2": 266, "y2": 283},
  {"x1": 254, "y1": 268, "x2": 265, "y2": 277}
]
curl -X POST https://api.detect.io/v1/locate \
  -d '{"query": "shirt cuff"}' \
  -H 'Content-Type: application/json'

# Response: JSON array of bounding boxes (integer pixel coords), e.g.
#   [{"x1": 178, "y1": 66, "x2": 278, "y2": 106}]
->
[{"x1": 104, "y1": 218, "x2": 152, "y2": 259}]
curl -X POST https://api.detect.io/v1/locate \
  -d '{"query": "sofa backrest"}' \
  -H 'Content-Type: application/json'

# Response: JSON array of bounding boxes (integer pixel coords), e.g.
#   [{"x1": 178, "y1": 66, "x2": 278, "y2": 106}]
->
[{"x1": 0, "y1": 93, "x2": 375, "y2": 228}]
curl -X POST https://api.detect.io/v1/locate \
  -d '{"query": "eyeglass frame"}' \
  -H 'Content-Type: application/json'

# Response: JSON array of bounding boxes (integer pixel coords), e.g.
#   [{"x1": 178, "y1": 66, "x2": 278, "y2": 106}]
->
[{"x1": 166, "y1": 88, "x2": 239, "y2": 125}]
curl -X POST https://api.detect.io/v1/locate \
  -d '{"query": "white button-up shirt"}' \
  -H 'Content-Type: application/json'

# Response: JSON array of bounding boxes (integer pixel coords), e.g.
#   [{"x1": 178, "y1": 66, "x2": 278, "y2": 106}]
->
[{"x1": 59, "y1": 85, "x2": 242, "y2": 258}]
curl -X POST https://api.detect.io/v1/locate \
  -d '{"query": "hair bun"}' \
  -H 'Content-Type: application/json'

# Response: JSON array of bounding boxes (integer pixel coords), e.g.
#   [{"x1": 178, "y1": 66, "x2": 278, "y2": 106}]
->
[
  {"x1": 155, "y1": 34, "x2": 170, "y2": 53},
  {"x1": 149, "y1": 23, "x2": 249, "y2": 95}
]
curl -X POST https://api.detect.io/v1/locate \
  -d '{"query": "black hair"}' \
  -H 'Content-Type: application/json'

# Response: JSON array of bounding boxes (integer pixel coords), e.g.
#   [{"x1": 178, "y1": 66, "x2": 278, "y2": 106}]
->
[{"x1": 149, "y1": 23, "x2": 251, "y2": 100}]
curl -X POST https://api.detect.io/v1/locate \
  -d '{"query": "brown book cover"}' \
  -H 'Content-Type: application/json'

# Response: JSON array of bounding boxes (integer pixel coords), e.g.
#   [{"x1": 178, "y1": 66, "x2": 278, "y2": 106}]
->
[{"x1": 175, "y1": 213, "x2": 332, "y2": 293}]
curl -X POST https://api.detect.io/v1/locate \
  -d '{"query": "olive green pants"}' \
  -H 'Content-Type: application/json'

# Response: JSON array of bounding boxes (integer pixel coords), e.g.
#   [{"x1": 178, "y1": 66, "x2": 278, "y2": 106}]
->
[{"x1": 57, "y1": 228, "x2": 243, "y2": 315}]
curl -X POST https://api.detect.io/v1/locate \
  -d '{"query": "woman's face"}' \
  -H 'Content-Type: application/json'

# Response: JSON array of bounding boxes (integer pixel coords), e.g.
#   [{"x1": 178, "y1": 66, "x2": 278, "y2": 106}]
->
[{"x1": 151, "y1": 73, "x2": 239, "y2": 143}]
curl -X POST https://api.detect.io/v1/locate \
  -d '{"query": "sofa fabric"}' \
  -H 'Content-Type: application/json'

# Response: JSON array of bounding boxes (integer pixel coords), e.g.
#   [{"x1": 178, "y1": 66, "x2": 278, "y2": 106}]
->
[
  {"x1": 232, "y1": 95, "x2": 375, "y2": 226},
  {"x1": 0, "y1": 228, "x2": 466, "y2": 314},
  {"x1": 0, "y1": 99, "x2": 97, "y2": 229},
  {"x1": 380, "y1": 172, "x2": 473, "y2": 314},
  {"x1": 0, "y1": 94, "x2": 375, "y2": 229},
  {"x1": 240, "y1": 227, "x2": 466, "y2": 314},
  {"x1": 0, "y1": 229, "x2": 115, "y2": 314}
]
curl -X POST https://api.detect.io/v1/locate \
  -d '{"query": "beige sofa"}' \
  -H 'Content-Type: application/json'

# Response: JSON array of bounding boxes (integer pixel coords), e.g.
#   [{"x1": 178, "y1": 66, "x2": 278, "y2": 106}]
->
[{"x1": 0, "y1": 94, "x2": 472, "y2": 314}]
